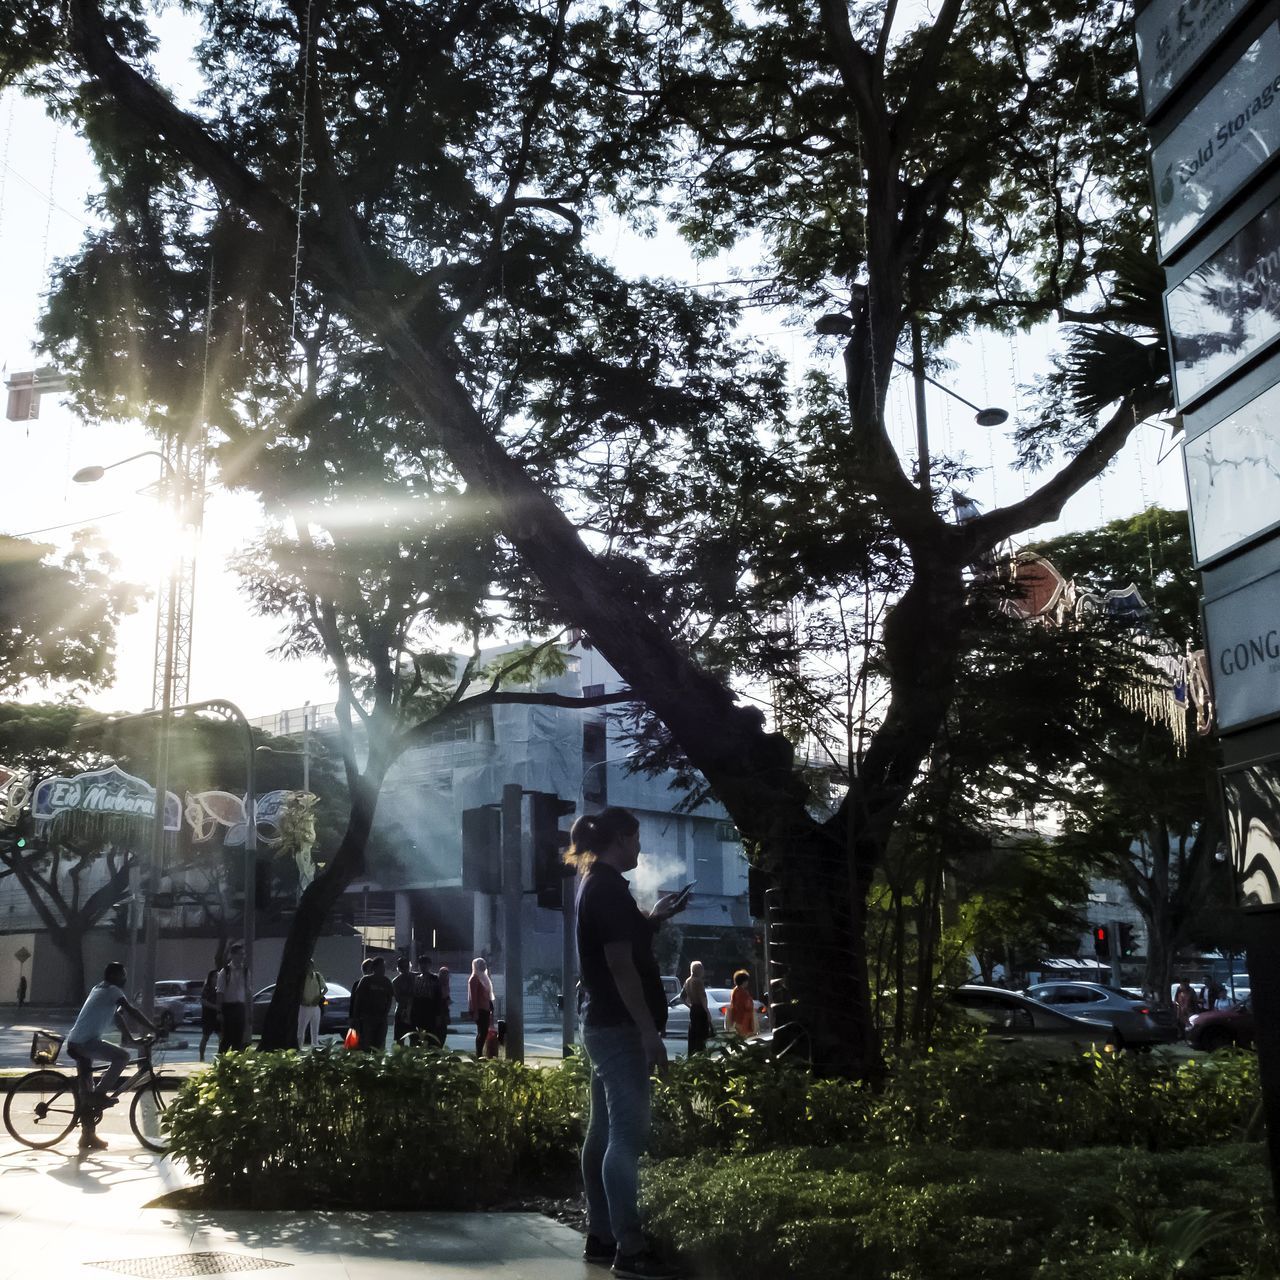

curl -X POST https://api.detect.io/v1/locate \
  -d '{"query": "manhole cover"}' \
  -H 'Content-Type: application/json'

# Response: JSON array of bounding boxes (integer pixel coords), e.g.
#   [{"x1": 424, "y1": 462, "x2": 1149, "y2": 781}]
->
[{"x1": 87, "y1": 1254, "x2": 293, "y2": 1277}]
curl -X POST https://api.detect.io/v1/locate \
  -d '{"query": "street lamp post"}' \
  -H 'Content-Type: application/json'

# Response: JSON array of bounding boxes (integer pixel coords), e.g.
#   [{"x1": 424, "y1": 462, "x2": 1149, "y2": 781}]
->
[{"x1": 75, "y1": 451, "x2": 182, "y2": 1017}]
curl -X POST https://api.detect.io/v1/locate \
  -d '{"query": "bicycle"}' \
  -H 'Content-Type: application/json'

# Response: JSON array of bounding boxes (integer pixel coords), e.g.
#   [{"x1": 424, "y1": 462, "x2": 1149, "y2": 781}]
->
[{"x1": 3, "y1": 1029, "x2": 181, "y2": 1154}]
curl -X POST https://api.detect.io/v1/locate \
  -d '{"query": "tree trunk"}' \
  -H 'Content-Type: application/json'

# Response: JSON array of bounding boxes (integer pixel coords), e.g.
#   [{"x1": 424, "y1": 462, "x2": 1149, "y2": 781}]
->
[{"x1": 258, "y1": 771, "x2": 382, "y2": 1050}]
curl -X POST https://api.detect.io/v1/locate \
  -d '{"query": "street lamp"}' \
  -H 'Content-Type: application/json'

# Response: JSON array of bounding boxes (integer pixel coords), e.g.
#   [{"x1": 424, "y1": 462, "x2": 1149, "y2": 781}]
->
[
  {"x1": 74, "y1": 448, "x2": 210, "y2": 1015},
  {"x1": 814, "y1": 311, "x2": 1009, "y2": 491}
]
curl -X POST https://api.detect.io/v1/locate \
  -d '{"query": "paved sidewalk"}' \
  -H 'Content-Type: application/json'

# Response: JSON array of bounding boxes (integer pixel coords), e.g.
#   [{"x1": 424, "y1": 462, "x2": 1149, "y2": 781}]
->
[{"x1": 0, "y1": 1115, "x2": 591, "y2": 1279}]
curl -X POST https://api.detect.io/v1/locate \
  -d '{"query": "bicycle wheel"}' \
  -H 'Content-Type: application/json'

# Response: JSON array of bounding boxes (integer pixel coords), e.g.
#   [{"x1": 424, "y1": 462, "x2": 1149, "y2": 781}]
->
[
  {"x1": 129, "y1": 1075, "x2": 181, "y2": 1153},
  {"x1": 3, "y1": 1070, "x2": 79, "y2": 1148}
]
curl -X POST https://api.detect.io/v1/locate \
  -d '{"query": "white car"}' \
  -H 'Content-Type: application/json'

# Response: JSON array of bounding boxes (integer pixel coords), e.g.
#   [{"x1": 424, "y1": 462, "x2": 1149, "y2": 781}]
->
[
  {"x1": 663, "y1": 986, "x2": 770, "y2": 1038},
  {"x1": 153, "y1": 980, "x2": 190, "y2": 1032}
]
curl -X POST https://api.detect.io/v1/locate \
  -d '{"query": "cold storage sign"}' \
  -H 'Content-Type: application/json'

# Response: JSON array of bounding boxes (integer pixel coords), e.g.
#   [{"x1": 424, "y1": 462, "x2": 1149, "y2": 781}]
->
[
  {"x1": 1152, "y1": 25, "x2": 1280, "y2": 258},
  {"x1": 1205, "y1": 567, "x2": 1280, "y2": 729}
]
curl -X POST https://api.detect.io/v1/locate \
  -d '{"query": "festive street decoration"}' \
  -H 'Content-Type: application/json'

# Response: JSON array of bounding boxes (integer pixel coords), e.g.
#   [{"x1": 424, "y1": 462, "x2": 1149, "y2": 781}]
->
[
  {"x1": 32, "y1": 764, "x2": 181, "y2": 843},
  {"x1": 998, "y1": 549, "x2": 1214, "y2": 749}
]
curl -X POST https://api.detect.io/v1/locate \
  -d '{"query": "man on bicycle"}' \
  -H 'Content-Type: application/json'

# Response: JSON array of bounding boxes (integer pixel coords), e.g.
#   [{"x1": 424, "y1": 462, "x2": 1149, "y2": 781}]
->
[{"x1": 67, "y1": 961, "x2": 160, "y2": 1151}]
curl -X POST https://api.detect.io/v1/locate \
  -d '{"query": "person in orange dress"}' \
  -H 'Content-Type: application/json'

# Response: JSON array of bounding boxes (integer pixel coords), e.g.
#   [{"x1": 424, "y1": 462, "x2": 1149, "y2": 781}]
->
[{"x1": 726, "y1": 969, "x2": 758, "y2": 1037}]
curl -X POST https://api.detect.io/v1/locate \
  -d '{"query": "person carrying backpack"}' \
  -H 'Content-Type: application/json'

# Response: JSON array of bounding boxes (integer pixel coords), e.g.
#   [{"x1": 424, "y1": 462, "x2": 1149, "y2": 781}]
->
[
  {"x1": 410, "y1": 958, "x2": 442, "y2": 1044},
  {"x1": 350, "y1": 957, "x2": 394, "y2": 1051},
  {"x1": 299, "y1": 961, "x2": 327, "y2": 1049}
]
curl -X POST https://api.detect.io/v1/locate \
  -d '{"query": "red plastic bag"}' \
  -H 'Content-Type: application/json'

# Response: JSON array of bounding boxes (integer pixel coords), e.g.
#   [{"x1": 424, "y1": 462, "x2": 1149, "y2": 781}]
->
[
  {"x1": 344, "y1": 1027, "x2": 360, "y2": 1049},
  {"x1": 484, "y1": 1027, "x2": 499, "y2": 1058}
]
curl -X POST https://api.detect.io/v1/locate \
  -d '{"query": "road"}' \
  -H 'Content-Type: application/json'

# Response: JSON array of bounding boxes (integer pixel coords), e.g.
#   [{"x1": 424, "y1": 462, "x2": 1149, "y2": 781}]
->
[{"x1": 0, "y1": 1008, "x2": 690, "y2": 1071}]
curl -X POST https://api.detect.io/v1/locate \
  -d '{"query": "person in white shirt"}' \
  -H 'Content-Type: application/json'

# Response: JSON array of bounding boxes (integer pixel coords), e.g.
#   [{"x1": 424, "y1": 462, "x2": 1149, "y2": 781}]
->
[
  {"x1": 66, "y1": 961, "x2": 159, "y2": 1152},
  {"x1": 215, "y1": 942, "x2": 252, "y2": 1053}
]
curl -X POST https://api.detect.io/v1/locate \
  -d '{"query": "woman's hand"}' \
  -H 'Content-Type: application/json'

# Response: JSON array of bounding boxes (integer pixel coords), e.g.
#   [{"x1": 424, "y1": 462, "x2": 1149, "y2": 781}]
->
[{"x1": 649, "y1": 889, "x2": 691, "y2": 922}]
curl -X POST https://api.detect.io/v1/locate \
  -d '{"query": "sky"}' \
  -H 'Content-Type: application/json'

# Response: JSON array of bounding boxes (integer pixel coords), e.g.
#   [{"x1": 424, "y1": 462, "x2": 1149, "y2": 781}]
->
[{"x1": 0, "y1": 63, "x2": 1189, "y2": 724}]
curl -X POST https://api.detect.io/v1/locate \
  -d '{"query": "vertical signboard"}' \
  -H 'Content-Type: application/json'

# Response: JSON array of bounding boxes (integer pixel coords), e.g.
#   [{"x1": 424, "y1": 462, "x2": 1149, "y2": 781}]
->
[{"x1": 1138, "y1": 0, "x2": 1280, "y2": 1210}]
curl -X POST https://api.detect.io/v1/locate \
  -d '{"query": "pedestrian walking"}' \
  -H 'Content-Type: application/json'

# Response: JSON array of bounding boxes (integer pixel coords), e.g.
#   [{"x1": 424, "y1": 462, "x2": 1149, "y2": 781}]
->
[
  {"x1": 436, "y1": 964, "x2": 452, "y2": 1044},
  {"x1": 215, "y1": 942, "x2": 251, "y2": 1054},
  {"x1": 1174, "y1": 980, "x2": 1199, "y2": 1037},
  {"x1": 16, "y1": 973, "x2": 26, "y2": 1008},
  {"x1": 681, "y1": 960, "x2": 712, "y2": 1055},
  {"x1": 299, "y1": 960, "x2": 326, "y2": 1049},
  {"x1": 392, "y1": 956, "x2": 415, "y2": 1045},
  {"x1": 411, "y1": 956, "x2": 442, "y2": 1044},
  {"x1": 725, "y1": 969, "x2": 758, "y2": 1038},
  {"x1": 350, "y1": 957, "x2": 394, "y2": 1051},
  {"x1": 198, "y1": 961, "x2": 220, "y2": 1061},
  {"x1": 570, "y1": 806, "x2": 688, "y2": 1280},
  {"x1": 468, "y1": 957, "x2": 495, "y2": 1057}
]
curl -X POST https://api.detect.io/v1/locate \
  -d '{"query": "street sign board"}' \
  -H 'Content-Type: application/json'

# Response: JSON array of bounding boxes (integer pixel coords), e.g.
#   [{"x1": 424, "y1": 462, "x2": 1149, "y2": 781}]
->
[
  {"x1": 1203, "y1": 564, "x2": 1280, "y2": 729},
  {"x1": 1166, "y1": 196, "x2": 1280, "y2": 404},
  {"x1": 1184, "y1": 378, "x2": 1280, "y2": 563},
  {"x1": 1137, "y1": 0, "x2": 1252, "y2": 114},
  {"x1": 1152, "y1": 24, "x2": 1280, "y2": 257}
]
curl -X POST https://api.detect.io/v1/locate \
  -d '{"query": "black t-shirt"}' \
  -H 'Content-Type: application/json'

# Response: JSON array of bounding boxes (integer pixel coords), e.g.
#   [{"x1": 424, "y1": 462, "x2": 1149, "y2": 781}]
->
[{"x1": 576, "y1": 861, "x2": 667, "y2": 1031}]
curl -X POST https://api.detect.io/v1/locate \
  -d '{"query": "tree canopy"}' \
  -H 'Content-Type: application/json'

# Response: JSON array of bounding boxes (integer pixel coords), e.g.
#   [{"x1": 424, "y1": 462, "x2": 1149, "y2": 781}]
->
[
  {"x1": 0, "y1": 532, "x2": 140, "y2": 695},
  {"x1": 2, "y1": 0, "x2": 1172, "y2": 1074}
]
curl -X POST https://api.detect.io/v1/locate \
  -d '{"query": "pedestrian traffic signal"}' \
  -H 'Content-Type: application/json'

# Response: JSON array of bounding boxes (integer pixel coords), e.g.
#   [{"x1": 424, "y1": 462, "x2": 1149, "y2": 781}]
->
[
  {"x1": 1093, "y1": 925, "x2": 1111, "y2": 959},
  {"x1": 531, "y1": 792, "x2": 576, "y2": 910},
  {"x1": 1118, "y1": 922, "x2": 1137, "y2": 957}
]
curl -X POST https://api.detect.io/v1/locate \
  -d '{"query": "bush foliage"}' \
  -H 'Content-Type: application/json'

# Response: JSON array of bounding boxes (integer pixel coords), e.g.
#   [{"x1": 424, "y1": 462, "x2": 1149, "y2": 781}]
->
[
  {"x1": 164, "y1": 1031, "x2": 1268, "y2": 1269},
  {"x1": 650, "y1": 1035, "x2": 1261, "y2": 1157},
  {"x1": 164, "y1": 1044, "x2": 587, "y2": 1207},
  {"x1": 642, "y1": 1144, "x2": 1278, "y2": 1280}
]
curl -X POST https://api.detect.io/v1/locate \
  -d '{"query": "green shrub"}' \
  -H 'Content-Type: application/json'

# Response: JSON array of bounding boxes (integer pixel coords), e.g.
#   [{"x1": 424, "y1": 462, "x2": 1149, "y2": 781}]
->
[
  {"x1": 164, "y1": 1044, "x2": 588, "y2": 1207},
  {"x1": 641, "y1": 1144, "x2": 1277, "y2": 1280}
]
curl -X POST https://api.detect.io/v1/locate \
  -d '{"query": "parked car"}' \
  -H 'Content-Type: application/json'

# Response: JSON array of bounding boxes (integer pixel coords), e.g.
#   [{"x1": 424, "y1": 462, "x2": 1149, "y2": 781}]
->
[
  {"x1": 662, "y1": 986, "x2": 770, "y2": 1039},
  {"x1": 153, "y1": 980, "x2": 191, "y2": 1032},
  {"x1": 251, "y1": 981, "x2": 352, "y2": 1034},
  {"x1": 1022, "y1": 981, "x2": 1176, "y2": 1047},
  {"x1": 1187, "y1": 997, "x2": 1254, "y2": 1051},
  {"x1": 181, "y1": 978, "x2": 205, "y2": 1024},
  {"x1": 947, "y1": 986, "x2": 1117, "y2": 1057}
]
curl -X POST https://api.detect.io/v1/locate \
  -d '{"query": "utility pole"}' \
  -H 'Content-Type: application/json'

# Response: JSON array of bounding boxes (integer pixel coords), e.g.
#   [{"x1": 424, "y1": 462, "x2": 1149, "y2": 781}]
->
[
  {"x1": 911, "y1": 318, "x2": 931, "y2": 492},
  {"x1": 501, "y1": 783, "x2": 525, "y2": 1063}
]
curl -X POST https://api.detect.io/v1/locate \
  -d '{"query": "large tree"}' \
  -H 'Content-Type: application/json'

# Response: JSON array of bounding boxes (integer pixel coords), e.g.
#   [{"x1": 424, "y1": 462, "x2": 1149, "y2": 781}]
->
[{"x1": 4, "y1": 0, "x2": 1169, "y2": 1074}]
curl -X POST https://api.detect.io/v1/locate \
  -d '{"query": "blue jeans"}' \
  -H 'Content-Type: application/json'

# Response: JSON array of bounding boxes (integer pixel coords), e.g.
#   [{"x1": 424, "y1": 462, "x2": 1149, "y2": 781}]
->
[
  {"x1": 67, "y1": 1038, "x2": 130, "y2": 1104},
  {"x1": 582, "y1": 1023, "x2": 651, "y2": 1255}
]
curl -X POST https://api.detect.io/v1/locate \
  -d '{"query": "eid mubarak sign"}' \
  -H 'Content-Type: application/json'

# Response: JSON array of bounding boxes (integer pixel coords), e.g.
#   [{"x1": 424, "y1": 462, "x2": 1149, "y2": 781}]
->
[
  {"x1": 1137, "y1": 0, "x2": 1251, "y2": 115},
  {"x1": 33, "y1": 765, "x2": 182, "y2": 832},
  {"x1": 1152, "y1": 24, "x2": 1280, "y2": 258}
]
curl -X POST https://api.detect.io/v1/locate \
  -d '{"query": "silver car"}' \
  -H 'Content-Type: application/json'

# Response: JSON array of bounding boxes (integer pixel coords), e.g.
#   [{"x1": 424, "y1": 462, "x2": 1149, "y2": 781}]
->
[
  {"x1": 950, "y1": 985, "x2": 1117, "y2": 1058},
  {"x1": 1023, "y1": 981, "x2": 1175, "y2": 1047}
]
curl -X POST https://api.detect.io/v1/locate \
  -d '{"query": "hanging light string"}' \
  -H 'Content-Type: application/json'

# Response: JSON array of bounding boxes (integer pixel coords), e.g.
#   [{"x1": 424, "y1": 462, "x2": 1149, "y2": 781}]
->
[{"x1": 289, "y1": 0, "x2": 315, "y2": 355}]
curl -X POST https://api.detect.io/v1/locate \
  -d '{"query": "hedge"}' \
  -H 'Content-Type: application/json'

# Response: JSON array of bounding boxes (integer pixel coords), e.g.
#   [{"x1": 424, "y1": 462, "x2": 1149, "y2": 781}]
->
[{"x1": 641, "y1": 1144, "x2": 1279, "y2": 1280}]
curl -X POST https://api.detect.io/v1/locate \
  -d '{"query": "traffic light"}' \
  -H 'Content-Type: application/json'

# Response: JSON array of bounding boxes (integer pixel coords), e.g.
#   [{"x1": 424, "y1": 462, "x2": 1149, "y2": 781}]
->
[
  {"x1": 531, "y1": 792, "x2": 576, "y2": 910},
  {"x1": 1093, "y1": 924, "x2": 1111, "y2": 959},
  {"x1": 1118, "y1": 922, "x2": 1137, "y2": 957},
  {"x1": 462, "y1": 806, "x2": 502, "y2": 894}
]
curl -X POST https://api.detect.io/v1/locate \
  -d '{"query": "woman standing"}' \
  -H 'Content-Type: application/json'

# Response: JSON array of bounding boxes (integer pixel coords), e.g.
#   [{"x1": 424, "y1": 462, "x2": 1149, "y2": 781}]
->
[
  {"x1": 468, "y1": 957, "x2": 495, "y2": 1057},
  {"x1": 570, "y1": 806, "x2": 688, "y2": 1280},
  {"x1": 726, "y1": 969, "x2": 758, "y2": 1038}
]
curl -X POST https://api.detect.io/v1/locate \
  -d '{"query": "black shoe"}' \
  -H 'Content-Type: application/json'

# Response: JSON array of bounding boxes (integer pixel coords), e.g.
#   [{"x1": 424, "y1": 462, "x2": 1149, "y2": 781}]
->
[
  {"x1": 584, "y1": 1235, "x2": 617, "y2": 1266},
  {"x1": 613, "y1": 1249, "x2": 682, "y2": 1279},
  {"x1": 91, "y1": 1093, "x2": 118, "y2": 1110}
]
